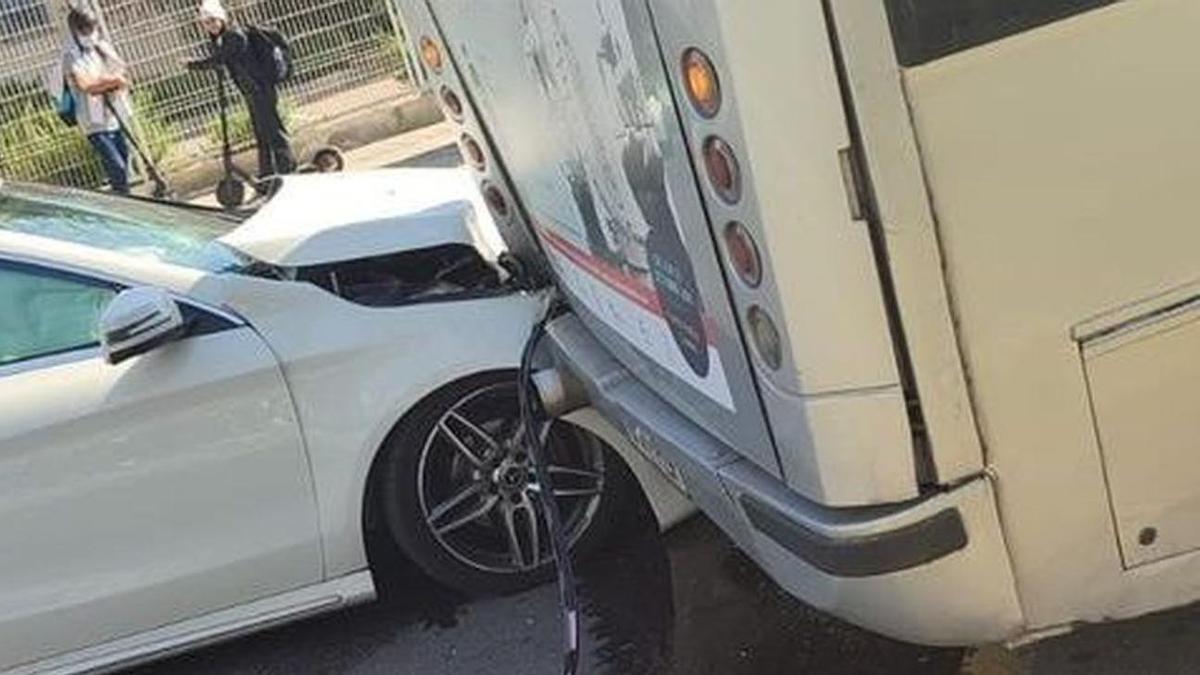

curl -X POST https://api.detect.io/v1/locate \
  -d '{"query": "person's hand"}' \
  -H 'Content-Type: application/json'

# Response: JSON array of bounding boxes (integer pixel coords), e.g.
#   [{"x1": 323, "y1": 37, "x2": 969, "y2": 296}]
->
[{"x1": 89, "y1": 75, "x2": 126, "y2": 94}]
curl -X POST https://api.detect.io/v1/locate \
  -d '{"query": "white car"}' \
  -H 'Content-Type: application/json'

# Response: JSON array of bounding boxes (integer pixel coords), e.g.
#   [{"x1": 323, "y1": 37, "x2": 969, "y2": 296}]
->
[{"x1": 0, "y1": 170, "x2": 690, "y2": 674}]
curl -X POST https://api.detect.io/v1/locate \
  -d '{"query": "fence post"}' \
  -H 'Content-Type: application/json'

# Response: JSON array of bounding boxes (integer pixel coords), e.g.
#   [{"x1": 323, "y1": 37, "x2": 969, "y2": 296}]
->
[{"x1": 384, "y1": 0, "x2": 423, "y2": 89}]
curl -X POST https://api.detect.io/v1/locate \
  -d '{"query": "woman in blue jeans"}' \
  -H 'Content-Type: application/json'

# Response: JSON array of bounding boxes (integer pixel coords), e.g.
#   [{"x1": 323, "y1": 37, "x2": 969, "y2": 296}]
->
[{"x1": 62, "y1": 8, "x2": 133, "y2": 194}]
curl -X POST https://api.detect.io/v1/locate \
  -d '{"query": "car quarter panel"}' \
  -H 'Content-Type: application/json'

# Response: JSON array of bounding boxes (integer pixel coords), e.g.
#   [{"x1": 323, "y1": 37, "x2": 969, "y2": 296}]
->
[{"x1": 223, "y1": 276, "x2": 545, "y2": 577}]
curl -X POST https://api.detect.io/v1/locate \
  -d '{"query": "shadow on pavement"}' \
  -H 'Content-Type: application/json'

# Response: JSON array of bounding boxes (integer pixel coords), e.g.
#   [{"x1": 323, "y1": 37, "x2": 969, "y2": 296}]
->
[
  {"x1": 129, "y1": 480, "x2": 967, "y2": 675},
  {"x1": 1007, "y1": 602, "x2": 1200, "y2": 675},
  {"x1": 130, "y1": 479, "x2": 1200, "y2": 675},
  {"x1": 576, "y1": 489, "x2": 966, "y2": 675}
]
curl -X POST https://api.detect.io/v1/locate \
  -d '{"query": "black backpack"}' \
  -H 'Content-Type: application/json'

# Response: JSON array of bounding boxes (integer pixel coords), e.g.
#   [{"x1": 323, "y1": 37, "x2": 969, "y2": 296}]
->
[{"x1": 245, "y1": 25, "x2": 293, "y2": 84}]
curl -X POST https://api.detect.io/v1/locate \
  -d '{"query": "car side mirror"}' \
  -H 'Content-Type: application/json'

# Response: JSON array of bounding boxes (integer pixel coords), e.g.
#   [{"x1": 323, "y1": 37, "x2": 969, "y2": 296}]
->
[{"x1": 100, "y1": 287, "x2": 186, "y2": 366}]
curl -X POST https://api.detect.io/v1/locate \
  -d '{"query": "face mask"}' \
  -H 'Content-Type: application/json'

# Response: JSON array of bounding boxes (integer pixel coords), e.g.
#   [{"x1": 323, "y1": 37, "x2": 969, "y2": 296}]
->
[{"x1": 77, "y1": 33, "x2": 96, "y2": 49}]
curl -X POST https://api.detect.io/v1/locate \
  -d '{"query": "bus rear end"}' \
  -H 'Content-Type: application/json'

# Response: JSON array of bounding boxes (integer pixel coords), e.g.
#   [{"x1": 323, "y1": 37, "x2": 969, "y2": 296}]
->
[{"x1": 394, "y1": 0, "x2": 1022, "y2": 645}]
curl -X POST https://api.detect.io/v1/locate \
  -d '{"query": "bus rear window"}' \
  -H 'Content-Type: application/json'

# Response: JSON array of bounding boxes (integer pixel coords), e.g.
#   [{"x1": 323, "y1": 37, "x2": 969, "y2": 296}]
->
[{"x1": 884, "y1": 0, "x2": 1120, "y2": 66}]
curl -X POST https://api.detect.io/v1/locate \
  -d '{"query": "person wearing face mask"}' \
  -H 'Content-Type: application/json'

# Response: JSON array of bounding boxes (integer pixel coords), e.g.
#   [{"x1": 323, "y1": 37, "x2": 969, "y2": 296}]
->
[
  {"x1": 58, "y1": 7, "x2": 134, "y2": 194},
  {"x1": 186, "y1": 0, "x2": 295, "y2": 187}
]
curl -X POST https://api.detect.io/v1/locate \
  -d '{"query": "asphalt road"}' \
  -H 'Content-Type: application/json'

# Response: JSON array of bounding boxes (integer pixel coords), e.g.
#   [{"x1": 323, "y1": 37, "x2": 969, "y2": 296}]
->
[
  {"x1": 126, "y1": 481, "x2": 1200, "y2": 675},
  {"x1": 130, "y1": 486, "x2": 964, "y2": 675},
  {"x1": 131, "y1": 143, "x2": 1200, "y2": 674},
  {"x1": 383, "y1": 142, "x2": 464, "y2": 170}
]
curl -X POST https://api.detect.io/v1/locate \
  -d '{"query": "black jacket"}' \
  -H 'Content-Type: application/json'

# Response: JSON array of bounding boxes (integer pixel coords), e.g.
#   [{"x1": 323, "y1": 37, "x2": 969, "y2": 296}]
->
[{"x1": 187, "y1": 26, "x2": 274, "y2": 97}]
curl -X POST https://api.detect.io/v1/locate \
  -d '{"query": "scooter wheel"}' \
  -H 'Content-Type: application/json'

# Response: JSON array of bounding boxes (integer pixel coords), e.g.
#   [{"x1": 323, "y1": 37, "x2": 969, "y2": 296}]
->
[
  {"x1": 216, "y1": 177, "x2": 246, "y2": 210},
  {"x1": 312, "y1": 147, "x2": 345, "y2": 173}
]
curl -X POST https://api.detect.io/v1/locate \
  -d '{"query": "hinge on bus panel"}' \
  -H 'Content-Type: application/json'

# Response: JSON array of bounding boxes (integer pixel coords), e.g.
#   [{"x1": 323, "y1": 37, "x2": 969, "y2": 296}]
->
[{"x1": 837, "y1": 146, "x2": 868, "y2": 222}]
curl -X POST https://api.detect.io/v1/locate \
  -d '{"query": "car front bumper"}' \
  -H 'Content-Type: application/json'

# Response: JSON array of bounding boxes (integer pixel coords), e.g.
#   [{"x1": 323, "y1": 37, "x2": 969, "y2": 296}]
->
[{"x1": 546, "y1": 314, "x2": 1025, "y2": 646}]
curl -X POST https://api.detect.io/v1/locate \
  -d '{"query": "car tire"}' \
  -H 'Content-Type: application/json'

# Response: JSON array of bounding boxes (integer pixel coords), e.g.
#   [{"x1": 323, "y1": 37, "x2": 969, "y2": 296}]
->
[{"x1": 378, "y1": 372, "x2": 635, "y2": 596}]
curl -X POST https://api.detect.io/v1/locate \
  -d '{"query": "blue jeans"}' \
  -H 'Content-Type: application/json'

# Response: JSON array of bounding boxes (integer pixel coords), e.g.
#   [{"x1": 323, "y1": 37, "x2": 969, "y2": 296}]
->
[{"x1": 88, "y1": 130, "x2": 130, "y2": 194}]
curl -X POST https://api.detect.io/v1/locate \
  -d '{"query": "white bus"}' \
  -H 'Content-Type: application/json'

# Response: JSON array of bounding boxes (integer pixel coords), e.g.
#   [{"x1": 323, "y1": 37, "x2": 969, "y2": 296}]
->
[{"x1": 394, "y1": 0, "x2": 1199, "y2": 646}]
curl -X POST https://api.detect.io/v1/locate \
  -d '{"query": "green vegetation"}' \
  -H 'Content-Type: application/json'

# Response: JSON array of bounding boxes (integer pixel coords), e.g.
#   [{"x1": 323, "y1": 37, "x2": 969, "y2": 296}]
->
[
  {"x1": 0, "y1": 77, "x2": 45, "y2": 125},
  {"x1": 205, "y1": 95, "x2": 299, "y2": 150},
  {"x1": 133, "y1": 70, "x2": 214, "y2": 125},
  {"x1": 377, "y1": 33, "x2": 410, "y2": 81},
  {"x1": 0, "y1": 82, "x2": 178, "y2": 188},
  {"x1": 130, "y1": 90, "x2": 179, "y2": 165},
  {"x1": 1, "y1": 0, "x2": 403, "y2": 187},
  {"x1": 0, "y1": 98, "x2": 105, "y2": 186}
]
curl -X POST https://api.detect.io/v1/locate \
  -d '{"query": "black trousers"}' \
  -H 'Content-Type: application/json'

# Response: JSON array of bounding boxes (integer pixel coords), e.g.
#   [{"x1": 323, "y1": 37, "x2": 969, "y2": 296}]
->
[{"x1": 246, "y1": 87, "x2": 295, "y2": 179}]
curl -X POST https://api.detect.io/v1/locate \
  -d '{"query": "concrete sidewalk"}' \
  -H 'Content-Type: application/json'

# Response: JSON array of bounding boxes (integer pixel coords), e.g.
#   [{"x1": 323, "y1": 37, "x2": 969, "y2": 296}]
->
[
  {"x1": 189, "y1": 122, "x2": 458, "y2": 208},
  {"x1": 340, "y1": 122, "x2": 459, "y2": 170},
  {"x1": 171, "y1": 89, "x2": 446, "y2": 199}
]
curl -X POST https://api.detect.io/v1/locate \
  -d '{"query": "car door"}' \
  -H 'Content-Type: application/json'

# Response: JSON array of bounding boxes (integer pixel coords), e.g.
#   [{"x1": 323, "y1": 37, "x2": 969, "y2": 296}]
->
[{"x1": 0, "y1": 259, "x2": 322, "y2": 669}]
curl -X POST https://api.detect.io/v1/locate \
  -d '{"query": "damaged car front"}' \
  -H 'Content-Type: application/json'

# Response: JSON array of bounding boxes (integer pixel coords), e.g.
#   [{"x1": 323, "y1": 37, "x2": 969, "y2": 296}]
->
[{"x1": 222, "y1": 168, "x2": 517, "y2": 306}]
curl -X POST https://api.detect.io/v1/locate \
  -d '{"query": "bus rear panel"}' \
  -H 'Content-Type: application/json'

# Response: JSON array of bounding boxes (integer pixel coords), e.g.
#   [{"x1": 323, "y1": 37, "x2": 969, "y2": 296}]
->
[{"x1": 392, "y1": 0, "x2": 1200, "y2": 646}]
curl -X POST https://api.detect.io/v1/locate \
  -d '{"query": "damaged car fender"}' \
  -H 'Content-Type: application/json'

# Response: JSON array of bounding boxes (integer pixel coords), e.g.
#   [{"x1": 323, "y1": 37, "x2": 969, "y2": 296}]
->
[{"x1": 222, "y1": 275, "x2": 547, "y2": 577}]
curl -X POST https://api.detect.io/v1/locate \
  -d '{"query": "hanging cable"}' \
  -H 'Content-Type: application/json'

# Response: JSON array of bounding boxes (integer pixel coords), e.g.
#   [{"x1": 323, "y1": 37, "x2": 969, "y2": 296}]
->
[{"x1": 517, "y1": 294, "x2": 580, "y2": 675}]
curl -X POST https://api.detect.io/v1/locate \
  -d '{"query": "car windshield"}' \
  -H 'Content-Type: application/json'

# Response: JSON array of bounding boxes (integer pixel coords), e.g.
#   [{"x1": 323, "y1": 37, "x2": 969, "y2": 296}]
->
[{"x1": 0, "y1": 184, "x2": 254, "y2": 273}]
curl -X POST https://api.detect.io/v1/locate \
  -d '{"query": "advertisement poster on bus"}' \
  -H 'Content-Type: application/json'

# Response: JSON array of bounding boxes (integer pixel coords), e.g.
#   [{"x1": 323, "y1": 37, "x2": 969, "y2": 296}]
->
[{"x1": 461, "y1": 0, "x2": 737, "y2": 410}]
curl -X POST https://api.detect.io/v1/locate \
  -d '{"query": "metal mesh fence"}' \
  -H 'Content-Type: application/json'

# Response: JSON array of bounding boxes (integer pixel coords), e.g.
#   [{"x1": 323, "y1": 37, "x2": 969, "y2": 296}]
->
[{"x1": 0, "y1": 0, "x2": 412, "y2": 188}]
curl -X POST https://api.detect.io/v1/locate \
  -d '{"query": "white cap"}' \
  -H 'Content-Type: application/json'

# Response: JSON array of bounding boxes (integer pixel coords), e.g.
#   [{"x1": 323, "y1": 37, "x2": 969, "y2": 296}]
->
[{"x1": 198, "y1": 0, "x2": 228, "y2": 22}]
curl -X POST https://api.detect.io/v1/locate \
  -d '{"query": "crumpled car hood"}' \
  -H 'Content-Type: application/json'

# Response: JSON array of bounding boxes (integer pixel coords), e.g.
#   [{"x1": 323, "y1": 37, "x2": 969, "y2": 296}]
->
[{"x1": 220, "y1": 168, "x2": 504, "y2": 267}]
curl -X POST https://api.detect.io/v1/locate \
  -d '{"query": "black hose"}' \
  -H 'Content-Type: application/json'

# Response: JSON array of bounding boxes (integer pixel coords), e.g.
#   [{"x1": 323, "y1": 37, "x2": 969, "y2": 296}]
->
[{"x1": 517, "y1": 296, "x2": 580, "y2": 675}]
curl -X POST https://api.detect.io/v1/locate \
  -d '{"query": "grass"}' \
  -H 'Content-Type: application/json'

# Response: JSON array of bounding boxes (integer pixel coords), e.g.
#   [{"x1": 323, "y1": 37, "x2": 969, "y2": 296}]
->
[
  {"x1": 0, "y1": 87, "x2": 179, "y2": 188},
  {"x1": 0, "y1": 0, "x2": 397, "y2": 187},
  {"x1": 0, "y1": 98, "x2": 106, "y2": 186},
  {"x1": 377, "y1": 33, "x2": 410, "y2": 81},
  {"x1": 130, "y1": 90, "x2": 179, "y2": 166},
  {"x1": 205, "y1": 94, "x2": 299, "y2": 150}
]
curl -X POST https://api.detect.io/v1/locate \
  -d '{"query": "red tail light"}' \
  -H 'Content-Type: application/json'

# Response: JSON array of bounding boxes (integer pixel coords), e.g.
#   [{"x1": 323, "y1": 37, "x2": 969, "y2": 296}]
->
[
  {"x1": 723, "y1": 221, "x2": 762, "y2": 288},
  {"x1": 703, "y1": 136, "x2": 742, "y2": 204},
  {"x1": 482, "y1": 182, "x2": 510, "y2": 220}
]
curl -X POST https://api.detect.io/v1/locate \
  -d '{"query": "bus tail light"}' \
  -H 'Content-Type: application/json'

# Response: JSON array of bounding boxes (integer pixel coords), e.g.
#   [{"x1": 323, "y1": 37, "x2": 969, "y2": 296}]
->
[
  {"x1": 419, "y1": 36, "x2": 443, "y2": 73},
  {"x1": 703, "y1": 137, "x2": 741, "y2": 204},
  {"x1": 723, "y1": 221, "x2": 762, "y2": 288},
  {"x1": 748, "y1": 306, "x2": 783, "y2": 370},
  {"x1": 682, "y1": 48, "x2": 721, "y2": 118},
  {"x1": 482, "y1": 182, "x2": 510, "y2": 220},
  {"x1": 462, "y1": 134, "x2": 486, "y2": 170},
  {"x1": 440, "y1": 86, "x2": 464, "y2": 121}
]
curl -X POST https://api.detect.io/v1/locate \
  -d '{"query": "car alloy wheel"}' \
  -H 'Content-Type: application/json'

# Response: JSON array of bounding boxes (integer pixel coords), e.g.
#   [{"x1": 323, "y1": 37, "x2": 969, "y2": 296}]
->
[{"x1": 415, "y1": 382, "x2": 606, "y2": 575}]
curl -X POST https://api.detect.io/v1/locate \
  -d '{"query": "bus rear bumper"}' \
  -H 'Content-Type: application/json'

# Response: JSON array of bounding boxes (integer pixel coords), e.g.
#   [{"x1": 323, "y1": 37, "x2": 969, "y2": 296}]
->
[
  {"x1": 722, "y1": 463, "x2": 1024, "y2": 646},
  {"x1": 547, "y1": 315, "x2": 1025, "y2": 646}
]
